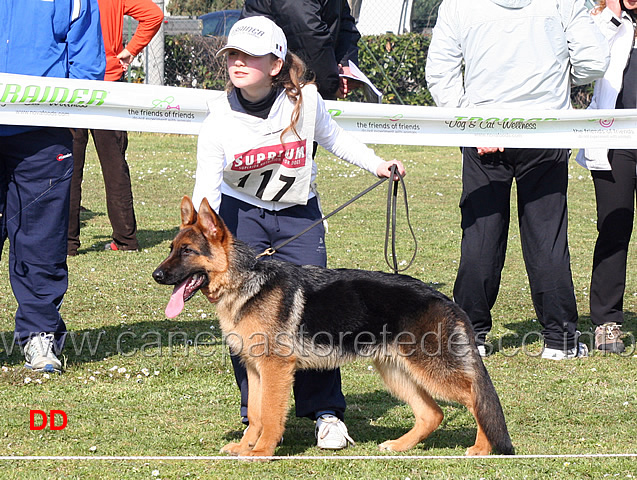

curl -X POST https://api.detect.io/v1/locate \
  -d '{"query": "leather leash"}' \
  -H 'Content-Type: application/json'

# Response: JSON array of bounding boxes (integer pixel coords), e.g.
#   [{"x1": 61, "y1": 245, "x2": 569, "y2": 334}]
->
[
  {"x1": 384, "y1": 164, "x2": 418, "y2": 273},
  {"x1": 256, "y1": 165, "x2": 418, "y2": 274}
]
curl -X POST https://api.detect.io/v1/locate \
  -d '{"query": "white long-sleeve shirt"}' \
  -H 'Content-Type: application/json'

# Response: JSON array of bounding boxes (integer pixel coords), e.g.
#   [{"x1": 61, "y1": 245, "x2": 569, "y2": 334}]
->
[
  {"x1": 576, "y1": 7, "x2": 636, "y2": 170},
  {"x1": 193, "y1": 84, "x2": 384, "y2": 212},
  {"x1": 425, "y1": 0, "x2": 609, "y2": 110}
]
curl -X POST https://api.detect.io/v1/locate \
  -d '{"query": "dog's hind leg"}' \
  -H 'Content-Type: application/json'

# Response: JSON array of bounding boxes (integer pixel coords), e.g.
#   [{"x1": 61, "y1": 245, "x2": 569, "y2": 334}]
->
[
  {"x1": 464, "y1": 401, "x2": 492, "y2": 456},
  {"x1": 435, "y1": 379, "x2": 492, "y2": 456},
  {"x1": 401, "y1": 355, "x2": 513, "y2": 456},
  {"x1": 463, "y1": 363, "x2": 514, "y2": 456},
  {"x1": 374, "y1": 359, "x2": 444, "y2": 452},
  {"x1": 244, "y1": 357, "x2": 296, "y2": 457}
]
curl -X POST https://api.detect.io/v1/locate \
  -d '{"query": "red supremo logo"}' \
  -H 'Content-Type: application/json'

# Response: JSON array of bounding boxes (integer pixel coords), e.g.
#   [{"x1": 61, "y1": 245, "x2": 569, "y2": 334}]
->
[{"x1": 232, "y1": 140, "x2": 307, "y2": 172}]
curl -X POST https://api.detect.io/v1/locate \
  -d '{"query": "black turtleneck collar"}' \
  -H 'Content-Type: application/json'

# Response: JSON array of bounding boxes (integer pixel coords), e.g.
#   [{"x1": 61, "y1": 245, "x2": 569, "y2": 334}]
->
[{"x1": 236, "y1": 87, "x2": 282, "y2": 119}]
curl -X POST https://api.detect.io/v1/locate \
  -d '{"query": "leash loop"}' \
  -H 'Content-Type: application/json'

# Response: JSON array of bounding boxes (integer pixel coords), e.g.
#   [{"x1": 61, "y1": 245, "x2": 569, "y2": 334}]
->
[
  {"x1": 384, "y1": 164, "x2": 418, "y2": 274},
  {"x1": 255, "y1": 247, "x2": 276, "y2": 259}
]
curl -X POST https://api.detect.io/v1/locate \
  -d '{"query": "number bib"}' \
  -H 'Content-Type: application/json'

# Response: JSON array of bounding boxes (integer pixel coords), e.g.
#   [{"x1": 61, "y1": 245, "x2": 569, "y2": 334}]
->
[{"x1": 223, "y1": 86, "x2": 317, "y2": 205}]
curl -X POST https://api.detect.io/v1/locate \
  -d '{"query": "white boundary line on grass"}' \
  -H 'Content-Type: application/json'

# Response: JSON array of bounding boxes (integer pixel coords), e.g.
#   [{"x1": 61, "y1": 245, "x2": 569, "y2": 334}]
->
[{"x1": 0, "y1": 454, "x2": 636, "y2": 461}]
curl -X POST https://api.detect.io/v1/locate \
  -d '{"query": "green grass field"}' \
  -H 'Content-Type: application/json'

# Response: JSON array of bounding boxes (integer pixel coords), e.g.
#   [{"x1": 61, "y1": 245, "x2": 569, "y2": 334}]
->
[{"x1": 1, "y1": 133, "x2": 635, "y2": 479}]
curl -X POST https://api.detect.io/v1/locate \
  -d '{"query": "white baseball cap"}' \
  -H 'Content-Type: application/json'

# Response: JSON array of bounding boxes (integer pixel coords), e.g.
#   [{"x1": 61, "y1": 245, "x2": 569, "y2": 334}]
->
[{"x1": 217, "y1": 16, "x2": 287, "y2": 60}]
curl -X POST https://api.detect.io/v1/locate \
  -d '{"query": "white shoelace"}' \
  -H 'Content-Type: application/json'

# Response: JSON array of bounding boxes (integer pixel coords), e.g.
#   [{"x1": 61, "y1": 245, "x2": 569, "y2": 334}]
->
[{"x1": 317, "y1": 416, "x2": 356, "y2": 446}]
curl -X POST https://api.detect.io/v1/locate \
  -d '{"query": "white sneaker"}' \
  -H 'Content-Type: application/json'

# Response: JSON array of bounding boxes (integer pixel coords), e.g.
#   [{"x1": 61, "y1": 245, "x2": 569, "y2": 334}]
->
[
  {"x1": 477, "y1": 345, "x2": 488, "y2": 357},
  {"x1": 315, "y1": 414, "x2": 355, "y2": 450},
  {"x1": 24, "y1": 333, "x2": 62, "y2": 373},
  {"x1": 541, "y1": 342, "x2": 589, "y2": 360}
]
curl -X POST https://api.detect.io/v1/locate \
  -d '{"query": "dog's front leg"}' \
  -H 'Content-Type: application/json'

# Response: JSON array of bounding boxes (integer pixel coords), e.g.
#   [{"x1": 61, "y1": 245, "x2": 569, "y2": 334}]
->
[
  {"x1": 220, "y1": 364, "x2": 263, "y2": 456},
  {"x1": 244, "y1": 357, "x2": 295, "y2": 457}
]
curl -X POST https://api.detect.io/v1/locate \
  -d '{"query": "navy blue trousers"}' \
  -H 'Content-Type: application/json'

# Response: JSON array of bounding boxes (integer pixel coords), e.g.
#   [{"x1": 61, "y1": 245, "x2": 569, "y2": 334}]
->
[
  {"x1": 0, "y1": 128, "x2": 73, "y2": 350},
  {"x1": 219, "y1": 194, "x2": 346, "y2": 422},
  {"x1": 453, "y1": 148, "x2": 579, "y2": 351}
]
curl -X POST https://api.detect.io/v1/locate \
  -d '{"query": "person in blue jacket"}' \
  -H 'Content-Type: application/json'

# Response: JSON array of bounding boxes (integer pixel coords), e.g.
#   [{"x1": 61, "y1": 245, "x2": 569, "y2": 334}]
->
[{"x1": 0, "y1": 0, "x2": 106, "y2": 373}]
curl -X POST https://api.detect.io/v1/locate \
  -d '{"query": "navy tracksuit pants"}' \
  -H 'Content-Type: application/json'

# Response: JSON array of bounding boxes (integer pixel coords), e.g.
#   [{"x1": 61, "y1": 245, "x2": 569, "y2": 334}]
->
[
  {"x1": 219, "y1": 194, "x2": 346, "y2": 423},
  {"x1": 0, "y1": 127, "x2": 73, "y2": 350}
]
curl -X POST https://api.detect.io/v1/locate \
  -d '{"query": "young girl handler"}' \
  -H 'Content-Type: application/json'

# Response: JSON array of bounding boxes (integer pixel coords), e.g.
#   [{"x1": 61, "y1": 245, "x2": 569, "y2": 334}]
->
[{"x1": 192, "y1": 16, "x2": 405, "y2": 449}]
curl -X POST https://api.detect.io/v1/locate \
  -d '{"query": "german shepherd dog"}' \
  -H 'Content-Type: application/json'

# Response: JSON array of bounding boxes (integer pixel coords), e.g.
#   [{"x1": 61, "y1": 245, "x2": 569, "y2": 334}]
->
[{"x1": 153, "y1": 196, "x2": 514, "y2": 458}]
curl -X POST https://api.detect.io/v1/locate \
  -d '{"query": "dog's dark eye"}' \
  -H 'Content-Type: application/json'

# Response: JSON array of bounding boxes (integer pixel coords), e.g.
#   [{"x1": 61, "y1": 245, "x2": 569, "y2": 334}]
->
[{"x1": 181, "y1": 246, "x2": 195, "y2": 255}]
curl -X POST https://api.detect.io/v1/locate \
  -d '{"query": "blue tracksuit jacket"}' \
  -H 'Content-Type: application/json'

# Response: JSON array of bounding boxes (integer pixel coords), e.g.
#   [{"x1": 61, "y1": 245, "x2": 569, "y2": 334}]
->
[{"x1": 0, "y1": 0, "x2": 106, "y2": 136}]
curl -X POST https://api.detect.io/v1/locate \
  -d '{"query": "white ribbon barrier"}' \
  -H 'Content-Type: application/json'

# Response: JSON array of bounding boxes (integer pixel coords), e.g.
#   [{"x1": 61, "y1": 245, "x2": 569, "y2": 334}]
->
[
  {"x1": 2, "y1": 73, "x2": 637, "y2": 148},
  {"x1": 0, "y1": 73, "x2": 222, "y2": 135}
]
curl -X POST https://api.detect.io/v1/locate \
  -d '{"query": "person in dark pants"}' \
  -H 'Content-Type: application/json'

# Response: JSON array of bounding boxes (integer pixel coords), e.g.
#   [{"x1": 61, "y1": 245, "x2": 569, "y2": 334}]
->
[
  {"x1": 0, "y1": 0, "x2": 105, "y2": 373},
  {"x1": 576, "y1": 0, "x2": 636, "y2": 354},
  {"x1": 69, "y1": 127, "x2": 137, "y2": 252},
  {"x1": 426, "y1": 0, "x2": 609, "y2": 360},
  {"x1": 455, "y1": 147, "x2": 579, "y2": 352},
  {"x1": 67, "y1": 0, "x2": 163, "y2": 255},
  {"x1": 588, "y1": 152, "x2": 635, "y2": 353}
]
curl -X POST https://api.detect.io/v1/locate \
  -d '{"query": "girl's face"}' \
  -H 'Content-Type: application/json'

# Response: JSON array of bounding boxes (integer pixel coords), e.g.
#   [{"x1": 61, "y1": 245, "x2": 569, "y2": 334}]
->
[
  {"x1": 227, "y1": 49, "x2": 283, "y2": 102},
  {"x1": 624, "y1": 0, "x2": 637, "y2": 10}
]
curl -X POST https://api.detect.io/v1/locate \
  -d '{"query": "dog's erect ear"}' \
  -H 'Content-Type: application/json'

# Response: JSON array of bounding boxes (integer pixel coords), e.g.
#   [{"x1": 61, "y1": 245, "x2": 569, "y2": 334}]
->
[
  {"x1": 197, "y1": 197, "x2": 227, "y2": 242},
  {"x1": 180, "y1": 196, "x2": 197, "y2": 227}
]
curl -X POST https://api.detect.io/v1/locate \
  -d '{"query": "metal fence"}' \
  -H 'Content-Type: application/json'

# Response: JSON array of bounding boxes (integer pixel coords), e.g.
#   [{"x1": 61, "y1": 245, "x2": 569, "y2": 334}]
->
[
  {"x1": 164, "y1": 35, "x2": 228, "y2": 90},
  {"x1": 351, "y1": 0, "x2": 414, "y2": 35},
  {"x1": 125, "y1": 5, "x2": 206, "y2": 85},
  {"x1": 351, "y1": 0, "x2": 442, "y2": 34}
]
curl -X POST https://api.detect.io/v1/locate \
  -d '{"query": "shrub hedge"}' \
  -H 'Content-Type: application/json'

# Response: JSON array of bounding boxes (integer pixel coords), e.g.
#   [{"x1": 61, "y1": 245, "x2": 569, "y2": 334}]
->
[
  {"x1": 165, "y1": 34, "x2": 228, "y2": 90},
  {"x1": 163, "y1": 32, "x2": 591, "y2": 108}
]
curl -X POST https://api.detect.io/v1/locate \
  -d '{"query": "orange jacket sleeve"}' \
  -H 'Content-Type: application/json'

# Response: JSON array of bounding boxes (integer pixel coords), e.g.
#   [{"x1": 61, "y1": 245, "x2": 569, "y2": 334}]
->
[
  {"x1": 99, "y1": 0, "x2": 164, "y2": 81},
  {"x1": 123, "y1": 0, "x2": 164, "y2": 57}
]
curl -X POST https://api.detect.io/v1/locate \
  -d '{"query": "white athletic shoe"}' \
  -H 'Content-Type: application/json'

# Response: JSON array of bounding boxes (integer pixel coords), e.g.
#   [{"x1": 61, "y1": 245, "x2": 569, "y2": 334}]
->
[
  {"x1": 477, "y1": 345, "x2": 488, "y2": 357},
  {"x1": 541, "y1": 342, "x2": 589, "y2": 360},
  {"x1": 24, "y1": 333, "x2": 62, "y2": 373},
  {"x1": 315, "y1": 414, "x2": 355, "y2": 450}
]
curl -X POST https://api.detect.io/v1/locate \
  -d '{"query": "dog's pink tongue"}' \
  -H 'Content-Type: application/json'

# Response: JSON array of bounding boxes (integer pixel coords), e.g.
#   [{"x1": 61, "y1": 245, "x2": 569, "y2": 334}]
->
[{"x1": 165, "y1": 280, "x2": 187, "y2": 318}]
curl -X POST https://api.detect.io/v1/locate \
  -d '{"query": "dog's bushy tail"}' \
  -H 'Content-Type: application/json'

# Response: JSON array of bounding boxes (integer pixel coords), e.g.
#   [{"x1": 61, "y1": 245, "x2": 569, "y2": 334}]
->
[{"x1": 473, "y1": 362, "x2": 515, "y2": 455}]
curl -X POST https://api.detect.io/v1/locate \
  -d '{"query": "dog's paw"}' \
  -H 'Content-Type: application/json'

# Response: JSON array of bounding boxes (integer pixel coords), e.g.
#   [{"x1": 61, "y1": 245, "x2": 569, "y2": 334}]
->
[
  {"x1": 220, "y1": 442, "x2": 244, "y2": 456},
  {"x1": 241, "y1": 447, "x2": 275, "y2": 459},
  {"x1": 465, "y1": 445, "x2": 491, "y2": 456},
  {"x1": 379, "y1": 440, "x2": 405, "y2": 452}
]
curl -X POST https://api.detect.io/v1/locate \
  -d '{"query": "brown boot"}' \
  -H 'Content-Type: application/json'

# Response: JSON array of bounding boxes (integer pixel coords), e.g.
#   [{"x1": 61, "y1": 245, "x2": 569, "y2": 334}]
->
[{"x1": 594, "y1": 323, "x2": 625, "y2": 354}]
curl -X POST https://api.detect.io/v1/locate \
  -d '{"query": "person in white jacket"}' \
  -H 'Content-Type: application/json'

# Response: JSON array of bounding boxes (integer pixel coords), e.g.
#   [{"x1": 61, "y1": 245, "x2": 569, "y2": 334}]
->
[
  {"x1": 425, "y1": 0, "x2": 609, "y2": 360},
  {"x1": 193, "y1": 16, "x2": 405, "y2": 450},
  {"x1": 575, "y1": 0, "x2": 635, "y2": 354}
]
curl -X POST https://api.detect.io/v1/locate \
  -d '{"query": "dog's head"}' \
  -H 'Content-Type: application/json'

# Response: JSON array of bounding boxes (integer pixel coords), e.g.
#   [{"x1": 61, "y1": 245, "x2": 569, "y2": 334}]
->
[{"x1": 152, "y1": 196, "x2": 232, "y2": 318}]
